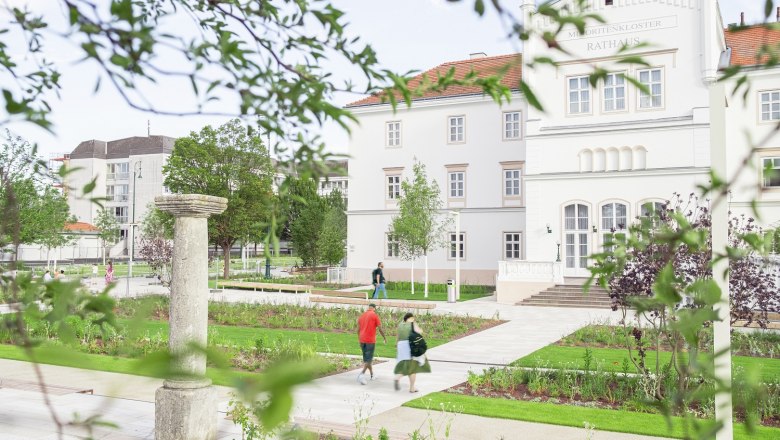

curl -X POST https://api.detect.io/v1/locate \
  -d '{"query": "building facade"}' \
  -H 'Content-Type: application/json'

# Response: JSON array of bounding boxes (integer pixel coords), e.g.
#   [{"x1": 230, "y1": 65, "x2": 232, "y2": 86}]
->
[
  {"x1": 67, "y1": 135, "x2": 175, "y2": 257},
  {"x1": 345, "y1": 0, "x2": 780, "y2": 300}
]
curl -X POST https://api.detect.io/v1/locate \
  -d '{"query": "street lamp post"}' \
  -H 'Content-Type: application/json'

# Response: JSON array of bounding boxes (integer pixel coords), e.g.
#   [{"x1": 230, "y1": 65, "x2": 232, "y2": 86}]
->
[
  {"x1": 450, "y1": 210, "x2": 461, "y2": 300},
  {"x1": 125, "y1": 161, "x2": 142, "y2": 298}
]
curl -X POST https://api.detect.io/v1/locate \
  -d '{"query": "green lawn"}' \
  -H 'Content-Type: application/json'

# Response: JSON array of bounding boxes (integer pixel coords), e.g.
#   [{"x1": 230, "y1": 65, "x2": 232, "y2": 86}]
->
[
  {"x1": 0, "y1": 344, "x2": 245, "y2": 386},
  {"x1": 137, "y1": 320, "x2": 439, "y2": 358},
  {"x1": 361, "y1": 289, "x2": 491, "y2": 302},
  {"x1": 405, "y1": 392, "x2": 780, "y2": 440},
  {"x1": 513, "y1": 345, "x2": 780, "y2": 382}
]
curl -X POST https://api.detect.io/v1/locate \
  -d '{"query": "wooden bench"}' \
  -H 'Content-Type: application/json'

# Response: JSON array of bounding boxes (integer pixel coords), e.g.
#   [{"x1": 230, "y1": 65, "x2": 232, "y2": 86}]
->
[
  {"x1": 309, "y1": 295, "x2": 436, "y2": 309},
  {"x1": 218, "y1": 281, "x2": 313, "y2": 293},
  {"x1": 311, "y1": 289, "x2": 367, "y2": 299}
]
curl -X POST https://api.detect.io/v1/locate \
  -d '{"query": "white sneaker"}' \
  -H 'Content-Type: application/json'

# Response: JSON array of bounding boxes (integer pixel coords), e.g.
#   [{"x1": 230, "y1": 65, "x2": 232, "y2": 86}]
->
[{"x1": 370, "y1": 375, "x2": 377, "y2": 381}]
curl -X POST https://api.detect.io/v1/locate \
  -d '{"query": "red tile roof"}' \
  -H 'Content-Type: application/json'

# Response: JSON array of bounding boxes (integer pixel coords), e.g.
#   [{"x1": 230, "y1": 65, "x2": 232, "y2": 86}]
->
[
  {"x1": 64, "y1": 222, "x2": 99, "y2": 232},
  {"x1": 724, "y1": 25, "x2": 780, "y2": 66},
  {"x1": 347, "y1": 53, "x2": 522, "y2": 107}
]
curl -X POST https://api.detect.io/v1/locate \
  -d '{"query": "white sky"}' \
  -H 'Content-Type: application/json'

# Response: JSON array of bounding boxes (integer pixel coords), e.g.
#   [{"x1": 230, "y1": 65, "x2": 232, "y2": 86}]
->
[{"x1": 2, "y1": 0, "x2": 770, "y2": 158}]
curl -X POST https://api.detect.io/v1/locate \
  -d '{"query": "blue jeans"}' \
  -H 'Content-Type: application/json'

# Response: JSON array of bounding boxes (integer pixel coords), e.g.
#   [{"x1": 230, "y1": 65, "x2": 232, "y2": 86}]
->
[{"x1": 372, "y1": 283, "x2": 387, "y2": 299}]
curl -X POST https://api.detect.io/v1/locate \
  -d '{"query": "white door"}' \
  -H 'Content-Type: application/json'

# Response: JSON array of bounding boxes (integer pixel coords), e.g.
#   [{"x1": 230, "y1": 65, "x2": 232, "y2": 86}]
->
[{"x1": 563, "y1": 203, "x2": 590, "y2": 277}]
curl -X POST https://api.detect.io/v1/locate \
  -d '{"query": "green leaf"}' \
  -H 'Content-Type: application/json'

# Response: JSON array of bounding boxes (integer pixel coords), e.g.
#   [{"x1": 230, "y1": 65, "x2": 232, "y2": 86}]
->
[
  {"x1": 652, "y1": 263, "x2": 681, "y2": 306},
  {"x1": 519, "y1": 80, "x2": 544, "y2": 112},
  {"x1": 474, "y1": 0, "x2": 485, "y2": 16}
]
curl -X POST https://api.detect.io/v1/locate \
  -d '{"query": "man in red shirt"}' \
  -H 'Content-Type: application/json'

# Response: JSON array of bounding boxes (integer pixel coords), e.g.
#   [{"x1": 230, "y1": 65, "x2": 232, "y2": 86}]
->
[{"x1": 357, "y1": 303, "x2": 387, "y2": 383}]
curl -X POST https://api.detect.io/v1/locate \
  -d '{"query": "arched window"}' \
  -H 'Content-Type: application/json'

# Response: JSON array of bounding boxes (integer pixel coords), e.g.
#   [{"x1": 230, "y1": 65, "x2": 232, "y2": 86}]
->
[
  {"x1": 564, "y1": 203, "x2": 589, "y2": 272},
  {"x1": 633, "y1": 146, "x2": 647, "y2": 170},
  {"x1": 593, "y1": 148, "x2": 606, "y2": 172},
  {"x1": 601, "y1": 202, "x2": 628, "y2": 250},
  {"x1": 579, "y1": 149, "x2": 593, "y2": 172},
  {"x1": 619, "y1": 147, "x2": 632, "y2": 170},
  {"x1": 606, "y1": 148, "x2": 619, "y2": 171}
]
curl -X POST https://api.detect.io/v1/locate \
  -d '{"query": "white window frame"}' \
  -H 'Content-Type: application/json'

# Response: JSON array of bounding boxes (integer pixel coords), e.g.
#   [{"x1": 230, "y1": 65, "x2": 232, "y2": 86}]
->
[
  {"x1": 503, "y1": 169, "x2": 522, "y2": 197},
  {"x1": 759, "y1": 90, "x2": 780, "y2": 123},
  {"x1": 603, "y1": 72, "x2": 626, "y2": 112},
  {"x1": 762, "y1": 157, "x2": 780, "y2": 188},
  {"x1": 448, "y1": 232, "x2": 466, "y2": 260},
  {"x1": 637, "y1": 67, "x2": 664, "y2": 109},
  {"x1": 502, "y1": 111, "x2": 521, "y2": 140},
  {"x1": 600, "y1": 202, "x2": 628, "y2": 251},
  {"x1": 386, "y1": 233, "x2": 400, "y2": 259},
  {"x1": 114, "y1": 206, "x2": 128, "y2": 224},
  {"x1": 386, "y1": 121, "x2": 401, "y2": 147},
  {"x1": 448, "y1": 171, "x2": 465, "y2": 198},
  {"x1": 386, "y1": 174, "x2": 401, "y2": 200},
  {"x1": 503, "y1": 232, "x2": 522, "y2": 260},
  {"x1": 448, "y1": 115, "x2": 465, "y2": 143},
  {"x1": 567, "y1": 75, "x2": 591, "y2": 115}
]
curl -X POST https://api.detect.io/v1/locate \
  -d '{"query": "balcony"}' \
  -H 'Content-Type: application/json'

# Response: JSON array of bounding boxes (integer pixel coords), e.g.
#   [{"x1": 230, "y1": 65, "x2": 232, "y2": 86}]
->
[
  {"x1": 116, "y1": 216, "x2": 128, "y2": 224},
  {"x1": 107, "y1": 172, "x2": 130, "y2": 181},
  {"x1": 112, "y1": 194, "x2": 129, "y2": 202}
]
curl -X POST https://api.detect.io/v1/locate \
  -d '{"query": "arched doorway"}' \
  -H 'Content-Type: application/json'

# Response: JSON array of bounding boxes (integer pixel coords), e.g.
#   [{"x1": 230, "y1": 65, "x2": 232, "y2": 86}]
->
[{"x1": 563, "y1": 203, "x2": 590, "y2": 277}]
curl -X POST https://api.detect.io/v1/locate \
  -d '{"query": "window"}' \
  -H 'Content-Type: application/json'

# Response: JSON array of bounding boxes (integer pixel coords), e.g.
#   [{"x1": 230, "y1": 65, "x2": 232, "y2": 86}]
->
[
  {"x1": 449, "y1": 232, "x2": 465, "y2": 259},
  {"x1": 448, "y1": 172, "x2": 465, "y2": 198},
  {"x1": 386, "y1": 234, "x2": 400, "y2": 258},
  {"x1": 603, "y1": 73, "x2": 626, "y2": 111},
  {"x1": 760, "y1": 91, "x2": 780, "y2": 122},
  {"x1": 114, "y1": 206, "x2": 128, "y2": 224},
  {"x1": 107, "y1": 162, "x2": 129, "y2": 180},
  {"x1": 107, "y1": 184, "x2": 128, "y2": 202},
  {"x1": 504, "y1": 232, "x2": 522, "y2": 259},
  {"x1": 762, "y1": 157, "x2": 780, "y2": 188},
  {"x1": 386, "y1": 121, "x2": 401, "y2": 147},
  {"x1": 601, "y1": 203, "x2": 627, "y2": 251},
  {"x1": 504, "y1": 169, "x2": 521, "y2": 197},
  {"x1": 564, "y1": 204, "x2": 589, "y2": 269},
  {"x1": 386, "y1": 175, "x2": 401, "y2": 200},
  {"x1": 640, "y1": 201, "x2": 665, "y2": 218},
  {"x1": 638, "y1": 68, "x2": 663, "y2": 109},
  {"x1": 568, "y1": 76, "x2": 590, "y2": 114},
  {"x1": 640, "y1": 201, "x2": 666, "y2": 228},
  {"x1": 503, "y1": 111, "x2": 521, "y2": 140},
  {"x1": 448, "y1": 116, "x2": 465, "y2": 143}
]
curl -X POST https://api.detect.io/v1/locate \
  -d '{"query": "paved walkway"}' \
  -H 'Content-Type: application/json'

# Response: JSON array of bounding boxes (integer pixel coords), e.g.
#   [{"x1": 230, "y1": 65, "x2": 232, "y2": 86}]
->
[{"x1": 0, "y1": 283, "x2": 663, "y2": 439}]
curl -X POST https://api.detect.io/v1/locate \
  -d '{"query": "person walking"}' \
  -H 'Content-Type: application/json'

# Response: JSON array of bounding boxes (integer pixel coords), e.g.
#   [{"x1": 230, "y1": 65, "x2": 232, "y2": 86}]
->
[
  {"x1": 357, "y1": 303, "x2": 386, "y2": 383},
  {"x1": 393, "y1": 313, "x2": 431, "y2": 393},
  {"x1": 371, "y1": 262, "x2": 388, "y2": 299},
  {"x1": 105, "y1": 261, "x2": 115, "y2": 285},
  {"x1": 43, "y1": 270, "x2": 53, "y2": 283}
]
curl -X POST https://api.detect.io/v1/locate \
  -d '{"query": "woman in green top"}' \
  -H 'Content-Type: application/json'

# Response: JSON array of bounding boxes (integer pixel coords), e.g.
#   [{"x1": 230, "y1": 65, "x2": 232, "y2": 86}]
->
[{"x1": 393, "y1": 313, "x2": 431, "y2": 393}]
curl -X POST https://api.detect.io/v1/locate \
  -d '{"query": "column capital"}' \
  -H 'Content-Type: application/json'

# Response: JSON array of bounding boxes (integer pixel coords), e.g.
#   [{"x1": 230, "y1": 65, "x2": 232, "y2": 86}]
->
[{"x1": 155, "y1": 194, "x2": 227, "y2": 218}]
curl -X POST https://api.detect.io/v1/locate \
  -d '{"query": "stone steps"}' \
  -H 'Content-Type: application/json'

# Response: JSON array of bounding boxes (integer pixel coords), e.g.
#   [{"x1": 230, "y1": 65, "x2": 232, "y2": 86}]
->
[{"x1": 519, "y1": 284, "x2": 613, "y2": 309}]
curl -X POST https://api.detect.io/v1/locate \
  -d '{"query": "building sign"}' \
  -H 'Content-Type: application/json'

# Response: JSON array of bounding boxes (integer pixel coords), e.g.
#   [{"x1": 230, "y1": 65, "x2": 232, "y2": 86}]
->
[{"x1": 559, "y1": 15, "x2": 678, "y2": 52}]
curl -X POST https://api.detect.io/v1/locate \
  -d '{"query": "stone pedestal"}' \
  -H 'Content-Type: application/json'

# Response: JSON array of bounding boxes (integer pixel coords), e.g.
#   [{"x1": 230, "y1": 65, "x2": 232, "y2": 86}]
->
[{"x1": 154, "y1": 194, "x2": 227, "y2": 440}]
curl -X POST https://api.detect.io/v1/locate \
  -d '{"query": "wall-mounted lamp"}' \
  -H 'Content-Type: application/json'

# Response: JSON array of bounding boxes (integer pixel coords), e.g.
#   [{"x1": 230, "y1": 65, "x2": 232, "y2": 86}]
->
[
  {"x1": 592, "y1": 225, "x2": 598, "y2": 233},
  {"x1": 546, "y1": 223, "x2": 552, "y2": 234}
]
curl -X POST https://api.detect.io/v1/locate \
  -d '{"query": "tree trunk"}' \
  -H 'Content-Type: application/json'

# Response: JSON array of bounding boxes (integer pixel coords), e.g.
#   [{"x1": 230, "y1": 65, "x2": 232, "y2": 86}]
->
[
  {"x1": 411, "y1": 260, "x2": 415, "y2": 295},
  {"x1": 222, "y1": 243, "x2": 231, "y2": 279},
  {"x1": 424, "y1": 253, "x2": 429, "y2": 298},
  {"x1": 102, "y1": 241, "x2": 106, "y2": 266}
]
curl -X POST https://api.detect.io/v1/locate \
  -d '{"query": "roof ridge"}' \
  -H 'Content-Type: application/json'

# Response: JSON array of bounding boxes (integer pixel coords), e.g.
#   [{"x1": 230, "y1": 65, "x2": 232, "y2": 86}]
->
[{"x1": 438, "y1": 53, "x2": 521, "y2": 68}]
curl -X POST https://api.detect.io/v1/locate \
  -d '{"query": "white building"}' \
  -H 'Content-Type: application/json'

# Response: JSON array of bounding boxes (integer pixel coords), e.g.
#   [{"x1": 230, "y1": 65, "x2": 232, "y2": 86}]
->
[
  {"x1": 346, "y1": 54, "x2": 524, "y2": 285},
  {"x1": 345, "y1": 0, "x2": 780, "y2": 302},
  {"x1": 67, "y1": 135, "x2": 175, "y2": 257}
]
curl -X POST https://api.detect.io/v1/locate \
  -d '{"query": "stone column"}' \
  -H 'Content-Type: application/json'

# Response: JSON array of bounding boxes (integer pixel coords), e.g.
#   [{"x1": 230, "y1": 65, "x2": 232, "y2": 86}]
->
[{"x1": 154, "y1": 194, "x2": 227, "y2": 440}]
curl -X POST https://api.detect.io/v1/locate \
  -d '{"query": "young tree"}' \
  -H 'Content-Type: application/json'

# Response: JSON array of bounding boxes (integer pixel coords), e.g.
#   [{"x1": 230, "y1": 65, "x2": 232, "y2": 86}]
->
[
  {"x1": 318, "y1": 189, "x2": 347, "y2": 267},
  {"x1": 164, "y1": 119, "x2": 274, "y2": 278},
  {"x1": 288, "y1": 182, "x2": 325, "y2": 267},
  {"x1": 390, "y1": 161, "x2": 450, "y2": 297},
  {"x1": 95, "y1": 208, "x2": 121, "y2": 265},
  {"x1": 138, "y1": 204, "x2": 174, "y2": 289}
]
